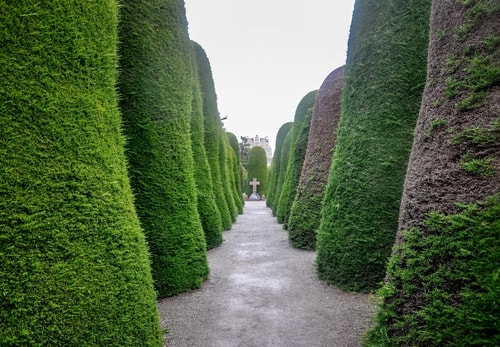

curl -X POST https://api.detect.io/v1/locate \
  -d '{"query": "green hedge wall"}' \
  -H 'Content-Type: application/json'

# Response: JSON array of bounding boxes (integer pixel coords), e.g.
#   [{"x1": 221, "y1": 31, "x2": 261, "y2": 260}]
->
[
  {"x1": 274, "y1": 128, "x2": 294, "y2": 215},
  {"x1": 288, "y1": 66, "x2": 345, "y2": 249},
  {"x1": 316, "y1": 0, "x2": 431, "y2": 292},
  {"x1": 276, "y1": 90, "x2": 317, "y2": 226},
  {"x1": 268, "y1": 122, "x2": 293, "y2": 212},
  {"x1": 220, "y1": 136, "x2": 238, "y2": 222},
  {"x1": 118, "y1": 0, "x2": 209, "y2": 298},
  {"x1": 190, "y1": 53, "x2": 223, "y2": 250},
  {"x1": 193, "y1": 42, "x2": 233, "y2": 231},
  {"x1": 246, "y1": 146, "x2": 269, "y2": 198},
  {"x1": 366, "y1": 1, "x2": 500, "y2": 344},
  {"x1": 0, "y1": 1, "x2": 162, "y2": 345},
  {"x1": 226, "y1": 132, "x2": 244, "y2": 214}
]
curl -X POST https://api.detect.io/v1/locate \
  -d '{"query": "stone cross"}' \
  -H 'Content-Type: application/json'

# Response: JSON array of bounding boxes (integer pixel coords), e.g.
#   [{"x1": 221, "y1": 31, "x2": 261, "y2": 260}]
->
[{"x1": 249, "y1": 177, "x2": 260, "y2": 194}]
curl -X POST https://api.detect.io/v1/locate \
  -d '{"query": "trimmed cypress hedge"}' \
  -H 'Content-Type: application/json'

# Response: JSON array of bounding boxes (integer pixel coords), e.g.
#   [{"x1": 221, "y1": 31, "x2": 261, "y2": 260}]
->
[
  {"x1": 288, "y1": 66, "x2": 345, "y2": 249},
  {"x1": 246, "y1": 146, "x2": 269, "y2": 198},
  {"x1": 316, "y1": 0, "x2": 431, "y2": 292},
  {"x1": 220, "y1": 136, "x2": 238, "y2": 221},
  {"x1": 276, "y1": 90, "x2": 317, "y2": 226},
  {"x1": 226, "y1": 132, "x2": 244, "y2": 214},
  {"x1": 366, "y1": 1, "x2": 500, "y2": 345},
  {"x1": 268, "y1": 122, "x2": 294, "y2": 212},
  {"x1": 190, "y1": 53, "x2": 223, "y2": 250},
  {"x1": 193, "y1": 42, "x2": 233, "y2": 231},
  {"x1": 274, "y1": 128, "x2": 294, "y2": 215},
  {"x1": 0, "y1": 1, "x2": 162, "y2": 345},
  {"x1": 118, "y1": 0, "x2": 209, "y2": 298}
]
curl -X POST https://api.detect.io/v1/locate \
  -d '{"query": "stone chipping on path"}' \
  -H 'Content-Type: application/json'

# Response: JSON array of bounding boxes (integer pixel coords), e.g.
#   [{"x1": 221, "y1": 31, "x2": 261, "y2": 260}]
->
[{"x1": 159, "y1": 201, "x2": 376, "y2": 347}]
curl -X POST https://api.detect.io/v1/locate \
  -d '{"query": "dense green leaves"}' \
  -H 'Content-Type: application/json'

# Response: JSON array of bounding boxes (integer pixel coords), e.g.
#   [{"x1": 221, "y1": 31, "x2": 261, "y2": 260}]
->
[
  {"x1": 268, "y1": 122, "x2": 293, "y2": 212},
  {"x1": 316, "y1": 0, "x2": 431, "y2": 291},
  {"x1": 276, "y1": 91, "x2": 317, "y2": 226},
  {"x1": 0, "y1": 1, "x2": 161, "y2": 345},
  {"x1": 118, "y1": 0, "x2": 208, "y2": 298}
]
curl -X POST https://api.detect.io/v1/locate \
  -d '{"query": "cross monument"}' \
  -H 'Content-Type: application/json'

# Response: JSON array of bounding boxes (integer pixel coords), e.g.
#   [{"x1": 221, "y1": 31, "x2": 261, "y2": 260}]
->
[{"x1": 249, "y1": 177, "x2": 260, "y2": 195}]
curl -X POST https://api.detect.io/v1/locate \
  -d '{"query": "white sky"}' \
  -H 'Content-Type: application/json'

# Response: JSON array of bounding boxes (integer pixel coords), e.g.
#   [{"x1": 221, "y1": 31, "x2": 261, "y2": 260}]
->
[{"x1": 184, "y1": 0, "x2": 355, "y2": 155}]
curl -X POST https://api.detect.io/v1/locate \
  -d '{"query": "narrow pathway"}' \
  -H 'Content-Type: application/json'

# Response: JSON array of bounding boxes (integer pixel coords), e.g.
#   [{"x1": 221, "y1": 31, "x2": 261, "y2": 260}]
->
[{"x1": 159, "y1": 201, "x2": 375, "y2": 347}]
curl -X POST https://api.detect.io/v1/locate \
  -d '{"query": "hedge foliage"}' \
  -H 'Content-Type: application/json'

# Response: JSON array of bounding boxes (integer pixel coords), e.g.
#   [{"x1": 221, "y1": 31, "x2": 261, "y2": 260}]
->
[
  {"x1": 366, "y1": 195, "x2": 500, "y2": 346},
  {"x1": 220, "y1": 136, "x2": 238, "y2": 222},
  {"x1": 268, "y1": 122, "x2": 293, "y2": 212},
  {"x1": 316, "y1": 0, "x2": 431, "y2": 291},
  {"x1": 193, "y1": 42, "x2": 233, "y2": 231},
  {"x1": 246, "y1": 146, "x2": 269, "y2": 197},
  {"x1": 276, "y1": 90, "x2": 317, "y2": 226},
  {"x1": 226, "y1": 132, "x2": 244, "y2": 214},
  {"x1": 288, "y1": 66, "x2": 345, "y2": 249},
  {"x1": 366, "y1": 1, "x2": 500, "y2": 344},
  {"x1": 190, "y1": 55, "x2": 223, "y2": 250},
  {"x1": 0, "y1": 1, "x2": 161, "y2": 345},
  {"x1": 118, "y1": 0, "x2": 208, "y2": 298}
]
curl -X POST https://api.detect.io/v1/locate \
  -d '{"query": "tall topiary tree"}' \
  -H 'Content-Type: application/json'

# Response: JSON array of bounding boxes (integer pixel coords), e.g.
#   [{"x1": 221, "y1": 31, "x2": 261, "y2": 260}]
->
[
  {"x1": 273, "y1": 127, "x2": 294, "y2": 215},
  {"x1": 366, "y1": 1, "x2": 500, "y2": 345},
  {"x1": 0, "y1": 1, "x2": 162, "y2": 345},
  {"x1": 316, "y1": 0, "x2": 431, "y2": 292},
  {"x1": 118, "y1": 0, "x2": 209, "y2": 298},
  {"x1": 276, "y1": 90, "x2": 317, "y2": 226},
  {"x1": 193, "y1": 42, "x2": 233, "y2": 231},
  {"x1": 288, "y1": 66, "x2": 345, "y2": 249},
  {"x1": 227, "y1": 132, "x2": 244, "y2": 214},
  {"x1": 220, "y1": 136, "x2": 238, "y2": 221},
  {"x1": 268, "y1": 122, "x2": 294, "y2": 211},
  {"x1": 190, "y1": 49, "x2": 223, "y2": 250},
  {"x1": 246, "y1": 146, "x2": 269, "y2": 198}
]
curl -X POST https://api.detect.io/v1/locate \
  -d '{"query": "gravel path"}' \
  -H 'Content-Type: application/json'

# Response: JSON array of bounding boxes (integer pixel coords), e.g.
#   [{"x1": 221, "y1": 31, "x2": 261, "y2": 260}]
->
[{"x1": 159, "y1": 201, "x2": 376, "y2": 347}]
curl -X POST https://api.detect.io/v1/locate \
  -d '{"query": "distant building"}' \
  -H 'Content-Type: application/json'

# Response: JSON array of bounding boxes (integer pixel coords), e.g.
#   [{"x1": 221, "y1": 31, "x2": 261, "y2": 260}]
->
[{"x1": 241, "y1": 135, "x2": 273, "y2": 166}]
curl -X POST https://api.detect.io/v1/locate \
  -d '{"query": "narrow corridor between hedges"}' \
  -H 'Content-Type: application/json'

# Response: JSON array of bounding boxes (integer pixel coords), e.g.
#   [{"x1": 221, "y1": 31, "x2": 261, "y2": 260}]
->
[{"x1": 159, "y1": 201, "x2": 375, "y2": 347}]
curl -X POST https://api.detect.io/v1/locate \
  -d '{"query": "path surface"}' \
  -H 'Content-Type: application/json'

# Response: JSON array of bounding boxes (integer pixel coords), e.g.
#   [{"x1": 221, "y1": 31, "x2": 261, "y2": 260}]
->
[{"x1": 159, "y1": 201, "x2": 375, "y2": 347}]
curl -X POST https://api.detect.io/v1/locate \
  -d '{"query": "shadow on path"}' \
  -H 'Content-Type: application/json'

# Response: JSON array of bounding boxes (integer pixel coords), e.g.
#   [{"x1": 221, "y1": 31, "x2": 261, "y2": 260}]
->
[{"x1": 159, "y1": 201, "x2": 375, "y2": 347}]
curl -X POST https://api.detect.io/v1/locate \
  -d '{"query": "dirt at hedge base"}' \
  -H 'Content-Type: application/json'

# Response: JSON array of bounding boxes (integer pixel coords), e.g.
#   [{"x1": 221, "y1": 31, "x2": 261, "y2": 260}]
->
[{"x1": 159, "y1": 201, "x2": 376, "y2": 347}]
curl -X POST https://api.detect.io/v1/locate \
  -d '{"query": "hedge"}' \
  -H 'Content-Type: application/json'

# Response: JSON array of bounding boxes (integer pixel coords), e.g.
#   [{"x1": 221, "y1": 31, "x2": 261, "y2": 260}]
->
[
  {"x1": 220, "y1": 135, "x2": 238, "y2": 222},
  {"x1": 0, "y1": 1, "x2": 161, "y2": 345},
  {"x1": 288, "y1": 66, "x2": 345, "y2": 249},
  {"x1": 190, "y1": 53, "x2": 223, "y2": 250},
  {"x1": 366, "y1": 1, "x2": 500, "y2": 344},
  {"x1": 193, "y1": 42, "x2": 233, "y2": 231},
  {"x1": 316, "y1": 0, "x2": 431, "y2": 291},
  {"x1": 118, "y1": 0, "x2": 209, "y2": 298},
  {"x1": 268, "y1": 122, "x2": 294, "y2": 212},
  {"x1": 276, "y1": 90, "x2": 317, "y2": 226},
  {"x1": 226, "y1": 132, "x2": 244, "y2": 214}
]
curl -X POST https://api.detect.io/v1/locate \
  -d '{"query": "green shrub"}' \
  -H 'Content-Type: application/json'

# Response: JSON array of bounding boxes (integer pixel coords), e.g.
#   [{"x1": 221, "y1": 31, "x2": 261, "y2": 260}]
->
[
  {"x1": 288, "y1": 66, "x2": 345, "y2": 249},
  {"x1": 316, "y1": 0, "x2": 431, "y2": 291},
  {"x1": 193, "y1": 42, "x2": 233, "y2": 231},
  {"x1": 190, "y1": 55, "x2": 223, "y2": 250},
  {"x1": 226, "y1": 132, "x2": 244, "y2": 214},
  {"x1": 0, "y1": 1, "x2": 161, "y2": 345},
  {"x1": 268, "y1": 122, "x2": 293, "y2": 211},
  {"x1": 276, "y1": 90, "x2": 317, "y2": 226},
  {"x1": 274, "y1": 128, "x2": 294, "y2": 215},
  {"x1": 246, "y1": 146, "x2": 269, "y2": 198},
  {"x1": 220, "y1": 136, "x2": 238, "y2": 222},
  {"x1": 118, "y1": 0, "x2": 209, "y2": 298},
  {"x1": 366, "y1": 195, "x2": 500, "y2": 346}
]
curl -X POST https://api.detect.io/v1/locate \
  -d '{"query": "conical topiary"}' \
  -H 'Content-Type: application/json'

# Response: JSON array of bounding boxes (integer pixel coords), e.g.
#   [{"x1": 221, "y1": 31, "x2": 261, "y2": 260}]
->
[
  {"x1": 316, "y1": 0, "x2": 431, "y2": 291},
  {"x1": 0, "y1": 1, "x2": 162, "y2": 345},
  {"x1": 118, "y1": 0, "x2": 209, "y2": 298},
  {"x1": 268, "y1": 122, "x2": 293, "y2": 211}
]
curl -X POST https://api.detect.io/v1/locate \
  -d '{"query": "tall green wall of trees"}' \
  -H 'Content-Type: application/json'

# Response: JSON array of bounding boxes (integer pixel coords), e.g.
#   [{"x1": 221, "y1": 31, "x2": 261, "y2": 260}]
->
[
  {"x1": 288, "y1": 66, "x2": 345, "y2": 249},
  {"x1": 316, "y1": 0, "x2": 431, "y2": 292},
  {"x1": 367, "y1": 1, "x2": 500, "y2": 345},
  {"x1": 226, "y1": 132, "x2": 244, "y2": 214},
  {"x1": 220, "y1": 137, "x2": 238, "y2": 222},
  {"x1": 190, "y1": 53, "x2": 223, "y2": 250},
  {"x1": 276, "y1": 90, "x2": 317, "y2": 226},
  {"x1": 246, "y1": 146, "x2": 269, "y2": 198},
  {"x1": 118, "y1": 0, "x2": 209, "y2": 298},
  {"x1": 268, "y1": 122, "x2": 294, "y2": 212},
  {"x1": 0, "y1": 1, "x2": 162, "y2": 345},
  {"x1": 193, "y1": 42, "x2": 233, "y2": 231}
]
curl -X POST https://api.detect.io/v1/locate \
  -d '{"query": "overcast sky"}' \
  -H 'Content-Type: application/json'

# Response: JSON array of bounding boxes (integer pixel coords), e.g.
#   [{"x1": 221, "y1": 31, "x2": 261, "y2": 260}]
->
[{"x1": 184, "y1": 0, "x2": 355, "y2": 155}]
